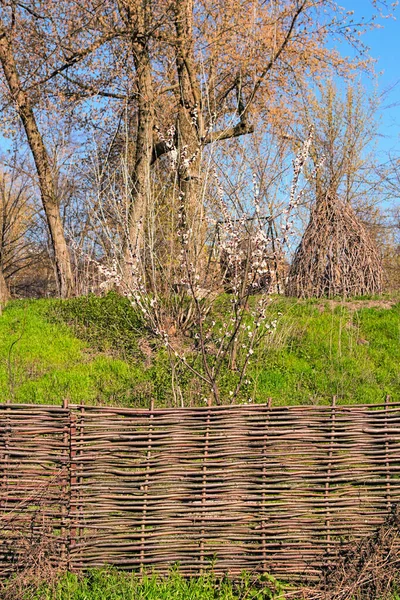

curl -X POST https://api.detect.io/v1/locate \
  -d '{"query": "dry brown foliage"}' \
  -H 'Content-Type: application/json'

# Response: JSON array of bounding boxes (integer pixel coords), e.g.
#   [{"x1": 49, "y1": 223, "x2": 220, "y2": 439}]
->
[
  {"x1": 290, "y1": 505, "x2": 400, "y2": 600},
  {"x1": 0, "y1": 471, "x2": 66, "y2": 600}
]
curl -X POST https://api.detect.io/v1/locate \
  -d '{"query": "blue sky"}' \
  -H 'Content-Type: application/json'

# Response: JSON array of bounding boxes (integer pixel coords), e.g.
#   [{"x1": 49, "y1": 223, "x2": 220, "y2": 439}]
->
[{"x1": 338, "y1": 0, "x2": 400, "y2": 157}]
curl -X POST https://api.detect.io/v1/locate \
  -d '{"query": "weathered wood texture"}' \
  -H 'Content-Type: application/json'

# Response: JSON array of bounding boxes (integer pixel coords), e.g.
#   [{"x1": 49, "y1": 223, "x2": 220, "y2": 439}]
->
[{"x1": 1, "y1": 401, "x2": 400, "y2": 579}]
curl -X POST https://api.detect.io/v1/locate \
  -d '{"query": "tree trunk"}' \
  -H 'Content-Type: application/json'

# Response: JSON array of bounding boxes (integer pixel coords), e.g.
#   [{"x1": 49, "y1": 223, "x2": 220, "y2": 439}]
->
[
  {"x1": 0, "y1": 265, "x2": 9, "y2": 310},
  {"x1": 118, "y1": 1, "x2": 155, "y2": 290},
  {"x1": 174, "y1": 0, "x2": 205, "y2": 255},
  {"x1": 0, "y1": 24, "x2": 74, "y2": 298},
  {"x1": 125, "y1": 46, "x2": 154, "y2": 286}
]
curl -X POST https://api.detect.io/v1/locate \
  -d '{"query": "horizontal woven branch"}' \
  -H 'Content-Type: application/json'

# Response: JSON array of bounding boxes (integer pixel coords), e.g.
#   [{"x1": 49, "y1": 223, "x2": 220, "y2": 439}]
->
[{"x1": 1, "y1": 401, "x2": 400, "y2": 579}]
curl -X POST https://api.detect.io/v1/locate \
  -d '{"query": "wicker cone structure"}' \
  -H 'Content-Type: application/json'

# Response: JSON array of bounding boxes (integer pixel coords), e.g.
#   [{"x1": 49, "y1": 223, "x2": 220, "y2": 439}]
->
[{"x1": 285, "y1": 192, "x2": 383, "y2": 298}]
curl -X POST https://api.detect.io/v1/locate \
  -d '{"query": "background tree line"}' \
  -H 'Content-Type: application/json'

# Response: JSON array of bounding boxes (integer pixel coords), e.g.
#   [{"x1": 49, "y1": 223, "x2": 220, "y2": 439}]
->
[{"x1": 0, "y1": 0, "x2": 399, "y2": 305}]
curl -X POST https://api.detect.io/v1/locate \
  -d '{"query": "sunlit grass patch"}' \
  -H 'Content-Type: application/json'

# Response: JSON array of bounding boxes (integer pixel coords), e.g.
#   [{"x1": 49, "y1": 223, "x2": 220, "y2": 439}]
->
[
  {"x1": 23, "y1": 568, "x2": 289, "y2": 600},
  {"x1": 1, "y1": 295, "x2": 399, "y2": 406},
  {"x1": 0, "y1": 300, "x2": 144, "y2": 405}
]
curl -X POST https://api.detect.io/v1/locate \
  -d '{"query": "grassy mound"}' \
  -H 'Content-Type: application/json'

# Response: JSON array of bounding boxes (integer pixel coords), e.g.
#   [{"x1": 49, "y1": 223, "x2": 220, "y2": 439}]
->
[
  {"x1": 251, "y1": 297, "x2": 400, "y2": 404},
  {"x1": 0, "y1": 299, "x2": 147, "y2": 405},
  {"x1": 0, "y1": 294, "x2": 399, "y2": 405}
]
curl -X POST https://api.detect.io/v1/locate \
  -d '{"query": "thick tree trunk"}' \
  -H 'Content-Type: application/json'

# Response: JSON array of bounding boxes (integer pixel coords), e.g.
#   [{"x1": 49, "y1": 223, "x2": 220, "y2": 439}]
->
[
  {"x1": 174, "y1": 0, "x2": 205, "y2": 256},
  {"x1": 123, "y1": 46, "x2": 154, "y2": 285},
  {"x1": 0, "y1": 266, "x2": 9, "y2": 310},
  {"x1": 0, "y1": 25, "x2": 74, "y2": 298},
  {"x1": 118, "y1": 1, "x2": 155, "y2": 289}
]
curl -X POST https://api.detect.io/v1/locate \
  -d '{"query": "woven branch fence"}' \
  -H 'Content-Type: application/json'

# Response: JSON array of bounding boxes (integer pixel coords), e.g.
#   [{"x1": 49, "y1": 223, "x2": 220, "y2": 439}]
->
[{"x1": 1, "y1": 400, "x2": 400, "y2": 580}]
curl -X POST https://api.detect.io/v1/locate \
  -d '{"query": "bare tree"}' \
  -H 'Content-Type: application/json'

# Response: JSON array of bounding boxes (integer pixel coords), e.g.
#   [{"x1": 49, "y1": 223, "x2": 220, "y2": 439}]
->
[
  {"x1": 1, "y1": 0, "x2": 397, "y2": 296},
  {"x1": 0, "y1": 9, "x2": 74, "y2": 297}
]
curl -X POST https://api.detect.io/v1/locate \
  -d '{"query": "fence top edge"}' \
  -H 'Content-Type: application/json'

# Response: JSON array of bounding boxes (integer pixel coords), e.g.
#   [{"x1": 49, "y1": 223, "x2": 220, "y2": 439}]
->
[
  {"x1": 0, "y1": 403, "x2": 68, "y2": 412},
  {"x1": 63, "y1": 401, "x2": 400, "y2": 413},
  {"x1": 1, "y1": 401, "x2": 399, "y2": 414}
]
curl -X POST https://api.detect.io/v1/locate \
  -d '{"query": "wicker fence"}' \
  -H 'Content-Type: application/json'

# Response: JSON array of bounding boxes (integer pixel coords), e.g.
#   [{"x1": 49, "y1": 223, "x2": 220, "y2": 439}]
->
[{"x1": 1, "y1": 400, "x2": 400, "y2": 580}]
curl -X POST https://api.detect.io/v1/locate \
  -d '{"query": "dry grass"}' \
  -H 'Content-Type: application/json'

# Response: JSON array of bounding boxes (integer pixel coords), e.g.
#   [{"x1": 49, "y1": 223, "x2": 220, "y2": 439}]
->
[
  {"x1": 291, "y1": 505, "x2": 400, "y2": 600},
  {"x1": 0, "y1": 471, "x2": 66, "y2": 600}
]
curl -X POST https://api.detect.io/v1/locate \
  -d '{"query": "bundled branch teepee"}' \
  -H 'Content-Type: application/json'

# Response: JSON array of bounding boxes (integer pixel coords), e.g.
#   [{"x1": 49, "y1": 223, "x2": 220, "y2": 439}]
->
[{"x1": 285, "y1": 191, "x2": 383, "y2": 298}]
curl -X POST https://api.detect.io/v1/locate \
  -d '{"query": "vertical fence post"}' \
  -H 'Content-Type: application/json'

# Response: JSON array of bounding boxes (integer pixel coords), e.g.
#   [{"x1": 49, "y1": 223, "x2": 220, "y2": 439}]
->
[
  {"x1": 261, "y1": 398, "x2": 272, "y2": 573},
  {"x1": 0, "y1": 403, "x2": 11, "y2": 498},
  {"x1": 61, "y1": 399, "x2": 69, "y2": 565},
  {"x1": 140, "y1": 399, "x2": 154, "y2": 573},
  {"x1": 0, "y1": 403, "x2": 11, "y2": 574},
  {"x1": 325, "y1": 395, "x2": 336, "y2": 557},
  {"x1": 385, "y1": 394, "x2": 391, "y2": 512},
  {"x1": 1, "y1": 389, "x2": 11, "y2": 527},
  {"x1": 78, "y1": 406, "x2": 84, "y2": 545},
  {"x1": 68, "y1": 405, "x2": 78, "y2": 567},
  {"x1": 200, "y1": 408, "x2": 211, "y2": 573}
]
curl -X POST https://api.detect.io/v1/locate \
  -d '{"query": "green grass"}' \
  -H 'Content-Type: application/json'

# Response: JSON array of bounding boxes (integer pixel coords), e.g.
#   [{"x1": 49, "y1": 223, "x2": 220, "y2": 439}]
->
[
  {"x1": 7, "y1": 568, "x2": 290, "y2": 600},
  {"x1": 0, "y1": 293, "x2": 399, "y2": 405},
  {"x1": 0, "y1": 299, "x2": 148, "y2": 405},
  {"x1": 249, "y1": 298, "x2": 400, "y2": 404},
  {"x1": 6, "y1": 568, "x2": 400, "y2": 599}
]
